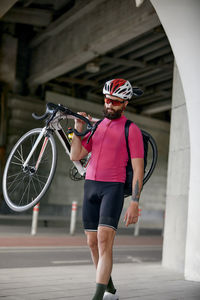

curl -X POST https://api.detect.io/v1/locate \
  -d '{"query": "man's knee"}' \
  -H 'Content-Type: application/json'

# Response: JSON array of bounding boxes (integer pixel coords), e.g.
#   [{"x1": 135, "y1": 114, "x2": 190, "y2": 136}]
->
[
  {"x1": 97, "y1": 226, "x2": 115, "y2": 254},
  {"x1": 86, "y1": 231, "x2": 98, "y2": 250}
]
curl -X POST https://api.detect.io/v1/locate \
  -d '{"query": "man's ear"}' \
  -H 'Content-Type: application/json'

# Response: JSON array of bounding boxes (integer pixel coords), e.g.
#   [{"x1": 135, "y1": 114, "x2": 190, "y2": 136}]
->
[
  {"x1": 122, "y1": 101, "x2": 128, "y2": 111},
  {"x1": 124, "y1": 101, "x2": 129, "y2": 108}
]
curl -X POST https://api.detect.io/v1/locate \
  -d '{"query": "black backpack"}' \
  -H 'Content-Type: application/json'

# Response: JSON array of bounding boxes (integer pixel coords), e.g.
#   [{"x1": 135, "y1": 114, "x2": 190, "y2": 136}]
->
[
  {"x1": 124, "y1": 120, "x2": 157, "y2": 197},
  {"x1": 85, "y1": 119, "x2": 157, "y2": 197}
]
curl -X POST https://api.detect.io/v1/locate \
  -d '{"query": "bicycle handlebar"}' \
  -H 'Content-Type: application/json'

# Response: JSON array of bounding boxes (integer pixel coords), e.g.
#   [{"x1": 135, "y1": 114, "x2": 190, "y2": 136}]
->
[
  {"x1": 32, "y1": 102, "x2": 94, "y2": 139},
  {"x1": 32, "y1": 112, "x2": 49, "y2": 120}
]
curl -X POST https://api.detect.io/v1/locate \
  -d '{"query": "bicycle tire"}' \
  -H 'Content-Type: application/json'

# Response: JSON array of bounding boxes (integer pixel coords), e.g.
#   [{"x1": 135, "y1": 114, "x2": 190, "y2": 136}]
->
[
  {"x1": 142, "y1": 130, "x2": 158, "y2": 185},
  {"x1": 2, "y1": 128, "x2": 57, "y2": 212}
]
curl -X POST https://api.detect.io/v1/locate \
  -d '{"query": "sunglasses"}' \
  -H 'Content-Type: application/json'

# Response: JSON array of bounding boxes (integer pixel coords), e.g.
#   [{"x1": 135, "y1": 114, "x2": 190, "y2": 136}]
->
[{"x1": 104, "y1": 97, "x2": 126, "y2": 106}]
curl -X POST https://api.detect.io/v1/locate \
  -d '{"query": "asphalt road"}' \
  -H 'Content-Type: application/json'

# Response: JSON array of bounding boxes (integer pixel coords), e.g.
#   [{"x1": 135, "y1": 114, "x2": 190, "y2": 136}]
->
[{"x1": 0, "y1": 245, "x2": 162, "y2": 269}]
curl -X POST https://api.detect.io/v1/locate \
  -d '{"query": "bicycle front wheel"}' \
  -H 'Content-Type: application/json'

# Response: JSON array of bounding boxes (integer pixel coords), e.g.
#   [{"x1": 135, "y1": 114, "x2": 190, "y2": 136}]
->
[{"x1": 2, "y1": 128, "x2": 57, "y2": 212}]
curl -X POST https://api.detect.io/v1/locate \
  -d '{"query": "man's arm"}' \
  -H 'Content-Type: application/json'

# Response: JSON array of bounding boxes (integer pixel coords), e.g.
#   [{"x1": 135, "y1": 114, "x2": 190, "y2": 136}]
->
[
  {"x1": 124, "y1": 158, "x2": 144, "y2": 227},
  {"x1": 70, "y1": 112, "x2": 89, "y2": 161},
  {"x1": 70, "y1": 134, "x2": 88, "y2": 161},
  {"x1": 131, "y1": 158, "x2": 144, "y2": 202}
]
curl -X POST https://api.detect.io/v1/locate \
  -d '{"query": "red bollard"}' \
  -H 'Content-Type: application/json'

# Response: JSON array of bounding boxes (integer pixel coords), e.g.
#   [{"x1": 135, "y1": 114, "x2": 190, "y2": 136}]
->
[
  {"x1": 31, "y1": 203, "x2": 40, "y2": 236},
  {"x1": 70, "y1": 201, "x2": 77, "y2": 235}
]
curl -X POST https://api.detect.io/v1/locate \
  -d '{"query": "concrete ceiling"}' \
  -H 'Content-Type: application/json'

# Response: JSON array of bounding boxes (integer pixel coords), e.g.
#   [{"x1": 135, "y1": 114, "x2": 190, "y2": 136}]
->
[{"x1": 0, "y1": 0, "x2": 173, "y2": 121}]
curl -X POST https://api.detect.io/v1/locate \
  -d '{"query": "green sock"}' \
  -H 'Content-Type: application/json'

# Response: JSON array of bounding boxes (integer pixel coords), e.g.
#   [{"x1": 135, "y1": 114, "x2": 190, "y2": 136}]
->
[
  {"x1": 106, "y1": 276, "x2": 116, "y2": 294},
  {"x1": 92, "y1": 283, "x2": 107, "y2": 300}
]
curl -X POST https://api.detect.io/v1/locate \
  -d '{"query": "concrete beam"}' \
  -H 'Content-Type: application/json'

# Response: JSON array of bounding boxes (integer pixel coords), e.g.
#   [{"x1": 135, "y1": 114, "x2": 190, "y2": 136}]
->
[
  {"x1": 114, "y1": 30, "x2": 165, "y2": 57},
  {"x1": 101, "y1": 56, "x2": 145, "y2": 68},
  {"x1": 30, "y1": 0, "x2": 106, "y2": 48},
  {"x1": 84, "y1": 31, "x2": 166, "y2": 80},
  {"x1": 137, "y1": 71, "x2": 172, "y2": 86},
  {"x1": 55, "y1": 77, "x2": 98, "y2": 87},
  {"x1": 2, "y1": 7, "x2": 53, "y2": 27},
  {"x1": 28, "y1": 0, "x2": 160, "y2": 86},
  {"x1": 133, "y1": 89, "x2": 171, "y2": 104},
  {"x1": 129, "y1": 39, "x2": 170, "y2": 60},
  {"x1": 0, "y1": 0, "x2": 18, "y2": 18},
  {"x1": 142, "y1": 99, "x2": 171, "y2": 114},
  {"x1": 45, "y1": 82, "x2": 72, "y2": 95},
  {"x1": 144, "y1": 46, "x2": 172, "y2": 61},
  {"x1": 23, "y1": 0, "x2": 34, "y2": 7}
]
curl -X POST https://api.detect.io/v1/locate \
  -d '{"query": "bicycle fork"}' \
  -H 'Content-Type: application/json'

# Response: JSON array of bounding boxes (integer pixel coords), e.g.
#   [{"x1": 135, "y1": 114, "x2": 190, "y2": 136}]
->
[{"x1": 23, "y1": 127, "x2": 48, "y2": 172}]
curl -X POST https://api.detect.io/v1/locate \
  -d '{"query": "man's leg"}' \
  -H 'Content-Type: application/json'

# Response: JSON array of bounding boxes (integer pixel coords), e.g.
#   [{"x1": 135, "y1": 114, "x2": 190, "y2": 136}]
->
[
  {"x1": 85, "y1": 230, "x2": 116, "y2": 295},
  {"x1": 85, "y1": 231, "x2": 99, "y2": 267},
  {"x1": 96, "y1": 226, "x2": 116, "y2": 284},
  {"x1": 91, "y1": 226, "x2": 116, "y2": 300},
  {"x1": 83, "y1": 181, "x2": 123, "y2": 299}
]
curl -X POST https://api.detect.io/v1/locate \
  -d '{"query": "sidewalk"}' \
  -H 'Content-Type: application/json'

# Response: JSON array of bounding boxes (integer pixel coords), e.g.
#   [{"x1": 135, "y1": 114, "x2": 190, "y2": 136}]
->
[
  {"x1": 0, "y1": 261, "x2": 200, "y2": 299},
  {"x1": 0, "y1": 224, "x2": 200, "y2": 299}
]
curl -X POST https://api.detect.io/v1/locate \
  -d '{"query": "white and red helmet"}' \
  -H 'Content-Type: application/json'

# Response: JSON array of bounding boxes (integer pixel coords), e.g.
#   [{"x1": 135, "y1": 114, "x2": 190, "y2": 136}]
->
[{"x1": 103, "y1": 78, "x2": 143, "y2": 100}]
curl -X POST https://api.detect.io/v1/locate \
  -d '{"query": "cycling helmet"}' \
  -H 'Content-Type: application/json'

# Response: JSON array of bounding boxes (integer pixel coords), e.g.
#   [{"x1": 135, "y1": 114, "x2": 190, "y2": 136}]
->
[{"x1": 103, "y1": 78, "x2": 143, "y2": 100}]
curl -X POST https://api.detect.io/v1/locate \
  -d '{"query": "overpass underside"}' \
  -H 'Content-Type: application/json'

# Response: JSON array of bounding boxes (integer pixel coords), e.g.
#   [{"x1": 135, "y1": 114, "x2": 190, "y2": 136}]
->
[{"x1": 2, "y1": 0, "x2": 197, "y2": 282}]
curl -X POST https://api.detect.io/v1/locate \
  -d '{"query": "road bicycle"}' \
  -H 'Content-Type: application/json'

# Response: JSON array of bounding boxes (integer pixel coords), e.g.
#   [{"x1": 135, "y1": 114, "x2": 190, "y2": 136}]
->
[{"x1": 2, "y1": 102, "x2": 157, "y2": 212}]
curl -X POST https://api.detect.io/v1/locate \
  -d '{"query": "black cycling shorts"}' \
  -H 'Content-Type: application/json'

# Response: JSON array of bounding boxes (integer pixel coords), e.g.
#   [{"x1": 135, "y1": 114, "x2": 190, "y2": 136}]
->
[{"x1": 82, "y1": 180, "x2": 125, "y2": 231}]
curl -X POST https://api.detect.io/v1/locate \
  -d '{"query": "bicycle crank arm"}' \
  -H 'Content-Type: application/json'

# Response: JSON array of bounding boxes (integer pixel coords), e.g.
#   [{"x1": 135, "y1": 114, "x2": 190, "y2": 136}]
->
[{"x1": 73, "y1": 161, "x2": 86, "y2": 176}]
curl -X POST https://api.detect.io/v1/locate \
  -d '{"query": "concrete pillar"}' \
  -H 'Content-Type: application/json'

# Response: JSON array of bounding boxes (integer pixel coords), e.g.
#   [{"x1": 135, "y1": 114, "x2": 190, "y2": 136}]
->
[
  {"x1": 151, "y1": 0, "x2": 200, "y2": 281},
  {"x1": 162, "y1": 62, "x2": 190, "y2": 273}
]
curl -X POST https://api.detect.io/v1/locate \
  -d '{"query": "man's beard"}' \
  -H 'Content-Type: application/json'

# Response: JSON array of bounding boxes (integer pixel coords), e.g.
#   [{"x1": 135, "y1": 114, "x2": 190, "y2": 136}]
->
[{"x1": 103, "y1": 105, "x2": 124, "y2": 120}]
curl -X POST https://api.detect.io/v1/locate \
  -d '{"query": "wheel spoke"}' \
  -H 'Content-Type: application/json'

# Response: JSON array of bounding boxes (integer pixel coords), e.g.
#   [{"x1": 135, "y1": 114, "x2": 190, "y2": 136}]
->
[
  {"x1": 30, "y1": 134, "x2": 36, "y2": 148},
  {"x1": 13, "y1": 154, "x2": 23, "y2": 164},
  {"x1": 39, "y1": 158, "x2": 49, "y2": 164},
  {"x1": 7, "y1": 171, "x2": 23, "y2": 179},
  {"x1": 35, "y1": 173, "x2": 48, "y2": 179},
  {"x1": 18, "y1": 178, "x2": 31, "y2": 206},
  {"x1": 11, "y1": 161, "x2": 23, "y2": 166},
  {"x1": 7, "y1": 176, "x2": 25, "y2": 189},
  {"x1": 17, "y1": 145, "x2": 24, "y2": 163},
  {"x1": 7, "y1": 172, "x2": 23, "y2": 191},
  {"x1": 27, "y1": 178, "x2": 31, "y2": 205},
  {"x1": 8, "y1": 174, "x2": 27, "y2": 196},
  {"x1": 30, "y1": 176, "x2": 39, "y2": 197},
  {"x1": 34, "y1": 174, "x2": 43, "y2": 190},
  {"x1": 32, "y1": 175, "x2": 46, "y2": 187}
]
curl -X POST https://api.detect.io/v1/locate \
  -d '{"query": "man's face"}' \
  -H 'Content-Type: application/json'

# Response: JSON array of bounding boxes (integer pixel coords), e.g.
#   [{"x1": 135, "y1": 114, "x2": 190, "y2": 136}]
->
[{"x1": 103, "y1": 95, "x2": 128, "y2": 120}]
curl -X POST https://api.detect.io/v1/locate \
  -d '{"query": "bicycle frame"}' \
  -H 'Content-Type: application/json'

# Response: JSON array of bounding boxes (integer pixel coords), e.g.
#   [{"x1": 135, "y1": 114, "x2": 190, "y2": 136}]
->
[
  {"x1": 23, "y1": 110, "x2": 99, "y2": 176},
  {"x1": 51, "y1": 113, "x2": 86, "y2": 176}
]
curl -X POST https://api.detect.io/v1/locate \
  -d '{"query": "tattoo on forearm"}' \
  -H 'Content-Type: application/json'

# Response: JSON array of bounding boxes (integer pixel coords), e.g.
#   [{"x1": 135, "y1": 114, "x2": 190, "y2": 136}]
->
[{"x1": 132, "y1": 179, "x2": 140, "y2": 202}]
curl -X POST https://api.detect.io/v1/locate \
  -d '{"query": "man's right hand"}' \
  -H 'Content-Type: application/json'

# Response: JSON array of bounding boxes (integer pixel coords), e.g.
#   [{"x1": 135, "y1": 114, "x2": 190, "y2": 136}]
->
[
  {"x1": 75, "y1": 112, "x2": 92, "y2": 133},
  {"x1": 70, "y1": 112, "x2": 91, "y2": 161}
]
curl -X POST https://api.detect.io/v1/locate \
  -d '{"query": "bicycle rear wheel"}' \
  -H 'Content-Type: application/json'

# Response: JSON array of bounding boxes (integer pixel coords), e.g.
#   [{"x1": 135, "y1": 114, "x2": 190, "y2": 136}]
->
[{"x1": 2, "y1": 128, "x2": 57, "y2": 212}]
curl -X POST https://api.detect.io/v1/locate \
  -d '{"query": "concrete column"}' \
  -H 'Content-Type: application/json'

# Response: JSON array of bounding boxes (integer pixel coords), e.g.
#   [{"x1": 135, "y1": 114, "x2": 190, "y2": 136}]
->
[
  {"x1": 162, "y1": 62, "x2": 190, "y2": 273},
  {"x1": 151, "y1": 0, "x2": 200, "y2": 281}
]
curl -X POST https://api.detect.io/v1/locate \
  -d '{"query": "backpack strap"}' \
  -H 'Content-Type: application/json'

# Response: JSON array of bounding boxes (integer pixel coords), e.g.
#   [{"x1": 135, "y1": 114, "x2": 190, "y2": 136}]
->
[
  {"x1": 125, "y1": 120, "x2": 132, "y2": 160},
  {"x1": 87, "y1": 119, "x2": 103, "y2": 143}
]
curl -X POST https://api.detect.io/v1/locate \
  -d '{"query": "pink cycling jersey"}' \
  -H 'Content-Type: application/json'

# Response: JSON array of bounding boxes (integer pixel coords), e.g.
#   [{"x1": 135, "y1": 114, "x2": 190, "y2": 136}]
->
[{"x1": 82, "y1": 115, "x2": 144, "y2": 183}]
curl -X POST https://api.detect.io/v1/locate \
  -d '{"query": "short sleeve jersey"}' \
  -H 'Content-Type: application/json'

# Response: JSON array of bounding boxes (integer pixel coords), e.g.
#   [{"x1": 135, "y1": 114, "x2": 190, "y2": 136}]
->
[{"x1": 82, "y1": 115, "x2": 144, "y2": 183}]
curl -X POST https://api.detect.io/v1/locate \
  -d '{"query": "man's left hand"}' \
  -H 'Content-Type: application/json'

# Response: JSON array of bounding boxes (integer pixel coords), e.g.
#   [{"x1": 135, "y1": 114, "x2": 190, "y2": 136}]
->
[{"x1": 124, "y1": 202, "x2": 141, "y2": 227}]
